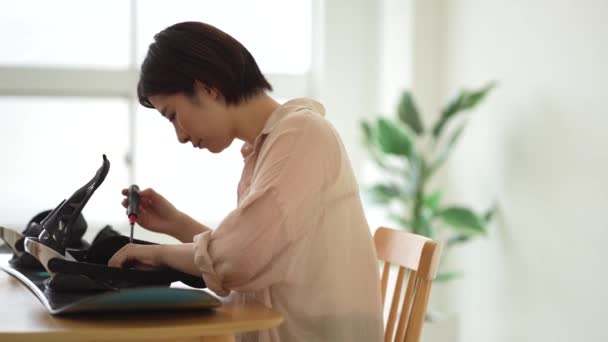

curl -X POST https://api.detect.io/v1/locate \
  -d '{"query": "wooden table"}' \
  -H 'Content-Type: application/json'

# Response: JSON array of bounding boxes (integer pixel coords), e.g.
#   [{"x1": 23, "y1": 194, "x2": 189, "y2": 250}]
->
[{"x1": 0, "y1": 269, "x2": 283, "y2": 341}]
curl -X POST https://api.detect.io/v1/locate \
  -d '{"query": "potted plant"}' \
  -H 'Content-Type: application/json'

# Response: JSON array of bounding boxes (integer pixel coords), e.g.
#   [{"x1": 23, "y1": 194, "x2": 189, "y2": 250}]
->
[{"x1": 360, "y1": 82, "x2": 497, "y2": 340}]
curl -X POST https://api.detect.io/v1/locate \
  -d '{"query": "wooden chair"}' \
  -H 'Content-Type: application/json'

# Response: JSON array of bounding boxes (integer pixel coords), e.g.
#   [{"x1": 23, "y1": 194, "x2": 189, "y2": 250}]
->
[{"x1": 374, "y1": 227, "x2": 442, "y2": 342}]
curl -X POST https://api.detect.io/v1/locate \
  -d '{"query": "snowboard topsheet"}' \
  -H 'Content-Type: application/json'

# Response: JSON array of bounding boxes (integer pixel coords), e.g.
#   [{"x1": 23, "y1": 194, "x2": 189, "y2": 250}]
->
[{"x1": 0, "y1": 253, "x2": 221, "y2": 315}]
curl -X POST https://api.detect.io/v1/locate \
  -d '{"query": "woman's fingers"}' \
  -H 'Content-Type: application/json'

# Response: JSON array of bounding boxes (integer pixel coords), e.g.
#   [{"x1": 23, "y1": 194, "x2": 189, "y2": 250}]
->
[
  {"x1": 108, "y1": 244, "x2": 132, "y2": 268},
  {"x1": 108, "y1": 244, "x2": 162, "y2": 269},
  {"x1": 121, "y1": 186, "x2": 154, "y2": 208},
  {"x1": 131, "y1": 261, "x2": 158, "y2": 271},
  {"x1": 141, "y1": 187, "x2": 156, "y2": 196}
]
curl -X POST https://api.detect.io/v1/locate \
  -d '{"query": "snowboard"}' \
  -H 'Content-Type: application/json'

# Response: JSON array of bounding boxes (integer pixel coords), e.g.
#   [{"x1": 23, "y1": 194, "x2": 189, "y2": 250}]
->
[{"x1": 0, "y1": 253, "x2": 221, "y2": 315}]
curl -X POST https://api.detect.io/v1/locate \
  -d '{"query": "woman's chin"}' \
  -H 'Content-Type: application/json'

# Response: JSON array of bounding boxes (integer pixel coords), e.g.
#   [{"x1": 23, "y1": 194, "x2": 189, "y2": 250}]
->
[
  {"x1": 208, "y1": 139, "x2": 234, "y2": 153},
  {"x1": 206, "y1": 144, "x2": 223, "y2": 154}
]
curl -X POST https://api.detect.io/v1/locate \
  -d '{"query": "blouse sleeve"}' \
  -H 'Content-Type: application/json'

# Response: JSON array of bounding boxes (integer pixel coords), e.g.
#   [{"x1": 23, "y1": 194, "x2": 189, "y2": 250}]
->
[{"x1": 192, "y1": 112, "x2": 339, "y2": 296}]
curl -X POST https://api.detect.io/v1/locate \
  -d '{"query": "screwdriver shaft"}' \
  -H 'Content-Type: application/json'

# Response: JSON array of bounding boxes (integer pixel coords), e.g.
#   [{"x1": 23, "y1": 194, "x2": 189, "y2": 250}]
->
[{"x1": 127, "y1": 184, "x2": 140, "y2": 243}]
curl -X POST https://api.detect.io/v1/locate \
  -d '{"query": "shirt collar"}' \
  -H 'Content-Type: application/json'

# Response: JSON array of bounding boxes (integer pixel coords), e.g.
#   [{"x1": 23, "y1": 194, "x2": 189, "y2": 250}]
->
[{"x1": 241, "y1": 98, "x2": 326, "y2": 158}]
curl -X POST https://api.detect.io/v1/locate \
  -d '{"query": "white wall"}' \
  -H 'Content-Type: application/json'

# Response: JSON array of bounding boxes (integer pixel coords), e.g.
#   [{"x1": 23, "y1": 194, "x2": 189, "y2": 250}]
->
[
  {"x1": 313, "y1": 0, "x2": 380, "y2": 179},
  {"x1": 412, "y1": 0, "x2": 608, "y2": 341}
]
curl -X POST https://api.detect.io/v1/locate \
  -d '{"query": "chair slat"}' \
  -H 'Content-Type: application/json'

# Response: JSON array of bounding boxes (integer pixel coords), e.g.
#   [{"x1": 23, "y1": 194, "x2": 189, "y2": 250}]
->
[
  {"x1": 395, "y1": 270, "x2": 417, "y2": 342},
  {"x1": 380, "y1": 261, "x2": 391, "y2": 306},
  {"x1": 385, "y1": 266, "x2": 405, "y2": 342},
  {"x1": 404, "y1": 280, "x2": 432, "y2": 342}
]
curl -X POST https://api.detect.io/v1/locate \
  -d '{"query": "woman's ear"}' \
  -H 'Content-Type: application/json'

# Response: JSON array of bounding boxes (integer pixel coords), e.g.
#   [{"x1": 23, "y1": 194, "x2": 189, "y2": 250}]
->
[
  {"x1": 207, "y1": 87, "x2": 220, "y2": 100},
  {"x1": 194, "y1": 80, "x2": 220, "y2": 101}
]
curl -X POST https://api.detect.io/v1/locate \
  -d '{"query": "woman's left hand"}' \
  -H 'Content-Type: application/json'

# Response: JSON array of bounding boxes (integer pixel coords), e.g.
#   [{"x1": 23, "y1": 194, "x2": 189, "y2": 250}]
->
[{"x1": 108, "y1": 243, "x2": 165, "y2": 270}]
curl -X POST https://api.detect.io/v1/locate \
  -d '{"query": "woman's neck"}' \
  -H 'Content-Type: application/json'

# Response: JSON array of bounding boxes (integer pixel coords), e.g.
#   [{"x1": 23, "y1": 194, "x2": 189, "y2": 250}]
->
[{"x1": 233, "y1": 93, "x2": 281, "y2": 146}]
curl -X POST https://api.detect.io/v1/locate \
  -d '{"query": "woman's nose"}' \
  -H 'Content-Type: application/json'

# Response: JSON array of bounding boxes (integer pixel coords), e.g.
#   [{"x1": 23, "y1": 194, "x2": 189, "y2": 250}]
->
[{"x1": 175, "y1": 125, "x2": 190, "y2": 144}]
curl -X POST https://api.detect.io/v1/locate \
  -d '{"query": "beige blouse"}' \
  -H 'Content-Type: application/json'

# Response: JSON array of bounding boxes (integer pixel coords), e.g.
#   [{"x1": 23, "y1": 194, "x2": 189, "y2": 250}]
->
[{"x1": 193, "y1": 98, "x2": 384, "y2": 342}]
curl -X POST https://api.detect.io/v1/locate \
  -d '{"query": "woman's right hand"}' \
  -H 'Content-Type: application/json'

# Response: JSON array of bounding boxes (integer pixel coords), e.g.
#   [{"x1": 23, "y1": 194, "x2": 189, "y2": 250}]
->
[{"x1": 121, "y1": 187, "x2": 183, "y2": 237}]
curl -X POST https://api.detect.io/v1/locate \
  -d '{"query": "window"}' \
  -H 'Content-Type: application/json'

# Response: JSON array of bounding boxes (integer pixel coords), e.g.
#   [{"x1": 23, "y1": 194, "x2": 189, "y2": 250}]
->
[
  {"x1": 136, "y1": 0, "x2": 311, "y2": 74},
  {"x1": 0, "y1": 0, "x2": 130, "y2": 68},
  {"x1": 0, "y1": 0, "x2": 313, "y2": 238},
  {"x1": 0, "y1": 97, "x2": 129, "y2": 232}
]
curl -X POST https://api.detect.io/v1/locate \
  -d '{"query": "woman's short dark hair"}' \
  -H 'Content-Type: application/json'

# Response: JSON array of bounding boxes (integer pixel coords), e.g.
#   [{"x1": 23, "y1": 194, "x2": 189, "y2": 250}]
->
[{"x1": 137, "y1": 21, "x2": 272, "y2": 108}]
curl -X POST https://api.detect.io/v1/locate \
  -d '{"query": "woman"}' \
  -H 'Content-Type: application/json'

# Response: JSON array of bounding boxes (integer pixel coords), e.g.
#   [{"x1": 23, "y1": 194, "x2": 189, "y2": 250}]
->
[{"x1": 109, "y1": 21, "x2": 383, "y2": 342}]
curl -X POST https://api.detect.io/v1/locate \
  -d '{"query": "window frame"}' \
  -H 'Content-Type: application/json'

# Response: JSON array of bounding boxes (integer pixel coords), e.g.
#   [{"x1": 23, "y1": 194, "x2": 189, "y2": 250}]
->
[{"x1": 0, "y1": 0, "x2": 315, "y2": 185}]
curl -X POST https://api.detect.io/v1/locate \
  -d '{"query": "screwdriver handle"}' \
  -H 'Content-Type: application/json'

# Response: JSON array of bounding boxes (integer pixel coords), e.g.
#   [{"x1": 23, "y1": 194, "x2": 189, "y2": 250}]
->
[{"x1": 127, "y1": 184, "x2": 140, "y2": 219}]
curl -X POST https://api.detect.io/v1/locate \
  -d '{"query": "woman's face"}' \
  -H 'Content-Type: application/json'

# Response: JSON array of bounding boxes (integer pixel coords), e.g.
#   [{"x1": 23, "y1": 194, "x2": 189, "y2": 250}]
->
[{"x1": 148, "y1": 86, "x2": 235, "y2": 153}]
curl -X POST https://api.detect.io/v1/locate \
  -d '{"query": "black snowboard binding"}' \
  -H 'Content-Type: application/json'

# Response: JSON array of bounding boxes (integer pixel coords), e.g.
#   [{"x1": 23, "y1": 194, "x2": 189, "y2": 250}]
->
[
  {"x1": 0, "y1": 209, "x2": 88, "y2": 269},
  {"x1": 29, "y1": 155, "x2": 110, "y2": 258},
  {"x1": 20, "y1": 154, "x2": 205, "y2": 292},
  {"x1": 42, "y1": 225, "x2": 205, "y2": 291}
]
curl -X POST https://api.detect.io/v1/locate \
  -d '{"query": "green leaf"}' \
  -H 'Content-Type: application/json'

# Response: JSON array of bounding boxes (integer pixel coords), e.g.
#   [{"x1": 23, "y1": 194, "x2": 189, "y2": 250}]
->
[
  {"x1": 366, "y1": 184, "x2": 401, "y2": 204},
  {"x1": 483, "y1": 206, "x2": 497, "y2": 222},
  {"x1": 412, "y1": 214, "x2": 432, "y2": 238},
  {"x1": 375, "y1": 118, "x2": 414, "y2": 156},
  {"x1": 360, "y1": 120, "x2": 406, "y2": 175},
  {"x1": 461, "y1": 81, "x2": 496, "y2": 108},
  {"x1": 431, "y1": 94, "x2": 463, "y2": 139},
  {"x1": 437, "y1": 207, "x2": 486, "y2": 235},
  {"x1": 434, "y1": 270, "x2": 464, "y2": 282},
  {"x1": 446, "y1": 234, "x2": 471, "y2": 247},
  {"x1": 428, "y1": 123, "x2": 466, "y2": 175},
  {"x1": 397, "y1": 91, "x2": 424, "y2": 135},
  {"x1": 432, "y1": 81, "x2": 497, "y2": 138},
  {"x1": 423, "y1": 190, "x2": 442, "y2": 213},
  {"x1": 412, "y1": 190, "x2": 442, "y2": 238},
  {"x1": 360, "y1": 120, "x2": 373, "y2": 146}
]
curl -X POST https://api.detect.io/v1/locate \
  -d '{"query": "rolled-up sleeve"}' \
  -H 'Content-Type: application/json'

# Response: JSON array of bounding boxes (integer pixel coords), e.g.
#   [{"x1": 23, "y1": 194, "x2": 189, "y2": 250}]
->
[
  {"x1": 193, "y1": 186, "x2": 286, "y2": 296},
  {"x1": 193, "y1": 112, "x2": 338, "y2": 296}
]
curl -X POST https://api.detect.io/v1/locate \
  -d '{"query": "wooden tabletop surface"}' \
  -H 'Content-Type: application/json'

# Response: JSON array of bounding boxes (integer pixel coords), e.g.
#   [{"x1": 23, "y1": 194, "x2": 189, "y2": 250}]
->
[{"x1": 0, "y1": 255, "x2": 282, "y2": 342}]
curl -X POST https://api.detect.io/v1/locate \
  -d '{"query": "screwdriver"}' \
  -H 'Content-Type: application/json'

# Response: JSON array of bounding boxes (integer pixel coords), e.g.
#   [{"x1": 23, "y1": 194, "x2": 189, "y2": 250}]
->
[{"x1": 126, "y1": 184, "x2": 140, "y2": 243}]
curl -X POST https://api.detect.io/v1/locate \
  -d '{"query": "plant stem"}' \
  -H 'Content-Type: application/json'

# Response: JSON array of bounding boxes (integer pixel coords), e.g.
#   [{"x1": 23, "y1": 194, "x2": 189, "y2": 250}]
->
[
  {"x1": 411, "y1": 158, "x2": 427, "y2": 236},
  {"x1": 414, "y1": 187, "x2": 426, "y2": 235}
]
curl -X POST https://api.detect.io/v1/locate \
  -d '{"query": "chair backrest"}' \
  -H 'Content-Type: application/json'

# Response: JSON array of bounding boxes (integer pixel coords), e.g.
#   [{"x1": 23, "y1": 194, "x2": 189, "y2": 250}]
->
[{"x1": 373, "y1": 227, "x2": 442, "y2": 342}]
